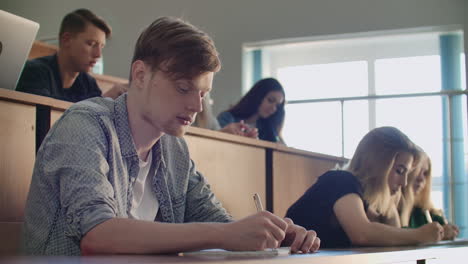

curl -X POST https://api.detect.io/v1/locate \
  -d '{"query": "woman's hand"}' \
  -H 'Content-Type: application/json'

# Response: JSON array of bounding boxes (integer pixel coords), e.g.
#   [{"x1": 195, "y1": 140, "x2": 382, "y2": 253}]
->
[
  {"x1": 416, "y1": 222, "x2": 444, "y2": 244},
  {"x1": 220, "y1": 121, "x2": 258, "y2": 139},
  {"x1": 442, "y1": 223, "x2": 459, "y2": 240}
]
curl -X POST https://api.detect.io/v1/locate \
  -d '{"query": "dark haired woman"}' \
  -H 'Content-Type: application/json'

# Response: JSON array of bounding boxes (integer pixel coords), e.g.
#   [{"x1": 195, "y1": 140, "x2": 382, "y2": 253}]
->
[{"x1": 217, "y1": 78, "x2": 286, "y2": 143}]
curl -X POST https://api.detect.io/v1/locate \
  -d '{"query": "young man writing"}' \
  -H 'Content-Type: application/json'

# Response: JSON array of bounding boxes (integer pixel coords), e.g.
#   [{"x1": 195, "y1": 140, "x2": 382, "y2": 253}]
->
[
  {"x1": 21, "y1": 16, "x2": 320, "y2": 256},
  {"x1": 16, "y1": 9, "x2": 124, "y2": 101}
]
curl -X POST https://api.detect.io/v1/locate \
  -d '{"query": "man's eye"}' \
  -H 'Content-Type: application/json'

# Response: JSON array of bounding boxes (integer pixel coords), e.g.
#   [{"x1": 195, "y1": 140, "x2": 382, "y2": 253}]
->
[{"x1": 177, "y1": 86, "x2": 189, "y2": 94}]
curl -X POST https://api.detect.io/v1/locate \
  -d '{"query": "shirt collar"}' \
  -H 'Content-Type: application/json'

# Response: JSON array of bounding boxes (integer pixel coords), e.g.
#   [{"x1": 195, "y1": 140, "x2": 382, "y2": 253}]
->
[
  {"x1": 113, "y1": 93, "x2": 166, "y2": 170},
  {"x1": 114, "y1": 93, "x2": 138, "y2": 158}
]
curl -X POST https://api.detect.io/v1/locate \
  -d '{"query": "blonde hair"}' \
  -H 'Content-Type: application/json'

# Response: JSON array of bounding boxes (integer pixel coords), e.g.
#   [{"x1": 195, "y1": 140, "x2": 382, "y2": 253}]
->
[
  {"x1": 405, "y1": 151, "x2": 441, "y2": 215},
  {"x1": 344, "y1": 127, "x2": 419, "y2": 215}
]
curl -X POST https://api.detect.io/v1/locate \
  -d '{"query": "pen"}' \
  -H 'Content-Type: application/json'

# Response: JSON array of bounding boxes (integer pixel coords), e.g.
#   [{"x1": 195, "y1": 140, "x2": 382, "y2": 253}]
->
[
  {"x1": 424, "y1": 209, "x2": 433, "y2": 223},
  {"x1": 253, "y1": 193, "x2": 264, "y2": 212}
]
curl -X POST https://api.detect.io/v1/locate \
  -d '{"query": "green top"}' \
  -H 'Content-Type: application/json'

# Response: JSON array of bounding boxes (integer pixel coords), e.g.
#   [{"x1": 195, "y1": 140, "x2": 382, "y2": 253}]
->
[{"x1": 408, "y1": 207, "x2": 445, "y2": 228}]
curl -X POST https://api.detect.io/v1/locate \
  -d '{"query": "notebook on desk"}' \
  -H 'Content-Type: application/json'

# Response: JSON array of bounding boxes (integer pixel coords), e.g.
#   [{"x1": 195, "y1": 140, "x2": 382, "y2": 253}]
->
[{"x1": 0, "y1": 10, "x2": 39, "y2": 90}]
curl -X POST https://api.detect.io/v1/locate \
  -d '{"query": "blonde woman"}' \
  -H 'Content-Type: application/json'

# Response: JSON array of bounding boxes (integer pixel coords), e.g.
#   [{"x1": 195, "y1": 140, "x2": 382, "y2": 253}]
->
[
  {"x1": 286, "y1": 127, "x2": 444, "y2": 248},
  {"x1": 399, "y1": 150, "x2": 459, "y2": 240}
]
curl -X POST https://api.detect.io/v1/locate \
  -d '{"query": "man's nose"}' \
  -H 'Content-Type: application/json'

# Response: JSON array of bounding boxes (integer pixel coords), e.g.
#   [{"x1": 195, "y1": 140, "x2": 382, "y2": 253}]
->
[
  {"x1": 401, "y1": 174, "x2": 408, "y2": 187},
  {"x1": 188, "y1": 95, "x2": 203, "y2": 113},
  {"x1": 93, "y1": 46, "x2": 102, "y2": 58}
]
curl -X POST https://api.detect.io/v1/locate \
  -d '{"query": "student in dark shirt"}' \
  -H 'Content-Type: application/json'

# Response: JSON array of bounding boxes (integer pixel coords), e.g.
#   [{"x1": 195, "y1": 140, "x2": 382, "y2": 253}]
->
[
  {"x1": 16, "y1": 9, "x2": 123, "y2": 102},
  {"x1": 217, "y1": 78, "x2": 285, "y2": 143},
  {"x1": 286, "y1": 126, "x2": 445, "y2": 248},
  {"x1": 398, "y1": 149, "x2": 459, "y2": 240}
]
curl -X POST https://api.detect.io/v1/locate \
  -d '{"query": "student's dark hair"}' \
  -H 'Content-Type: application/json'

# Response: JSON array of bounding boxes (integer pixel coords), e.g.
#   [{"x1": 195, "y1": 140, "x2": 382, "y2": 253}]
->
[
  {"x1": 229, "y1": 78, "x2": 286, "y2": 135},
  {"x1": 59, "y1": 9, "x2": 111, "y2": 39},
  {"x1": 130, "y1": 16, "x2": 221, "y2": 80}
]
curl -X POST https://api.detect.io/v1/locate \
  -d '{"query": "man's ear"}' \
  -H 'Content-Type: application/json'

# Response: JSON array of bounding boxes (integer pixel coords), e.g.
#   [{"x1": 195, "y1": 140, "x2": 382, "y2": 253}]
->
[
  {"x1": 131, "y1": 60, "x2": 148, "y2": 89},
  {"x1": 60, "y1": 32, "x2": 73, "y2": 48}
]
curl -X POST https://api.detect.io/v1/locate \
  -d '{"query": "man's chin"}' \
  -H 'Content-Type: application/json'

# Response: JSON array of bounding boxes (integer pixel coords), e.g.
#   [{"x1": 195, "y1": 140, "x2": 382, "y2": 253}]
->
[{"x1": 164, "y1": 127, "x2": 187, "y2": 138}]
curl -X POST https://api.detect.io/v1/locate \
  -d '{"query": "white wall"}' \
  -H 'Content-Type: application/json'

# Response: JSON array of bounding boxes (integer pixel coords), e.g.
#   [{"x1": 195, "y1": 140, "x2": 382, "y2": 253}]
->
[{"x1": 2, "y1": 0, "x2": 465, "y2": 114}]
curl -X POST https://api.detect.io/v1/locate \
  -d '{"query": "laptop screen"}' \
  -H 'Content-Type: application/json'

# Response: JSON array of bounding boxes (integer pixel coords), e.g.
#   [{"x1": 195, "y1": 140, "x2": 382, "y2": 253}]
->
[{"x1": 0, "y1": 10, "x2": 39, "y2": 90}]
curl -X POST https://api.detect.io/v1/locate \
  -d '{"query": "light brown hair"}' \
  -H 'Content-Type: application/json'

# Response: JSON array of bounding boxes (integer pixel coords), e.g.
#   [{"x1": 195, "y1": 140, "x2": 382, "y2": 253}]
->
[
  {"x1": 130, "y1": 16, "x2": 221, "y2": 81},
  {"x1": 344, "y1": 126, "x2": 419, "y2": 215}
]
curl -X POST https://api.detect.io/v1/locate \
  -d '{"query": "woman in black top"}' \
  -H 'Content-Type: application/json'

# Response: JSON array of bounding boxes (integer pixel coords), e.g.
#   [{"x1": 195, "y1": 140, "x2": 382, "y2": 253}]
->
[{"x1": 286, "y1": 126, "x2": 444, "y2": 248}]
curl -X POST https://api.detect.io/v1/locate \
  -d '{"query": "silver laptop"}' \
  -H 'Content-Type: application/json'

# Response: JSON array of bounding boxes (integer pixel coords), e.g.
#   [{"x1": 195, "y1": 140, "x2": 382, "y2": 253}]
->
[{"x1": 0, "y1": 10, "x2": 39, "y2": 90}]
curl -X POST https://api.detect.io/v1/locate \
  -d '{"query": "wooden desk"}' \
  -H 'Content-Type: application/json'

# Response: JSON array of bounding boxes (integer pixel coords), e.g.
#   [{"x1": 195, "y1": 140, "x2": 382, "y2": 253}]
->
[{"x1": 1, "y1": 240, "x2": 467, "y2": 264}]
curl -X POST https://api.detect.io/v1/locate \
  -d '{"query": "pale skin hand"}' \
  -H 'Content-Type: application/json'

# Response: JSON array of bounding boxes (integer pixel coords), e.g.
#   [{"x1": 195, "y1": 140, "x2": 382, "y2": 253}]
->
[
  {"x1": 334, "y1": 193, "x2": 443, "y2": 246},
  {"x1": 219, "y1": 211, "x2": 287, "y2": 251},
  {"x1": 282, "y1": 218, "x2": 321, "y2": 253},
  {"x1": 220, "y1": 211, "x2": 319, "y2": 253},
  {"x1": 220, "y1": 120, "x2": 259, "y2": 139},
  {"x1": 442, "y1": 223, "x2": 459, "y2": 240},
  {"x1": 415, "y1": 222, "x2": 446, "y2": 244}
]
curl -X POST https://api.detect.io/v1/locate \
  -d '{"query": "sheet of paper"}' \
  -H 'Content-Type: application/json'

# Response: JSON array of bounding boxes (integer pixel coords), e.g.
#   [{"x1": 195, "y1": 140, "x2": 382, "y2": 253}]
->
[{"x1": 178, "y1": 247, "x2": 290, "y2": 257}]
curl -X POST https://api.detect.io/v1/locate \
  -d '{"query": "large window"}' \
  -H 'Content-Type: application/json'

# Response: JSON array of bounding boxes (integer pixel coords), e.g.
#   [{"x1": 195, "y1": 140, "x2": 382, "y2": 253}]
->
[{"x1": 244, "y1": 28, "x2": 467, "y2": 236}]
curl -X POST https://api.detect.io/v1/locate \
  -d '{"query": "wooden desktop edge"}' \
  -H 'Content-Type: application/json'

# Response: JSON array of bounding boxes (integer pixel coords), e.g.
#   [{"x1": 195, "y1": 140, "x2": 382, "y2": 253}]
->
[
  {"x1": 89, "y1": 73, "x2": 128, "y2": 84},
  {"x1": 1, "y1": 240, "x2": 466, "y2": 263},
  {"x1": 0, "y1": 88, "x2": 72, "y2": 111}
]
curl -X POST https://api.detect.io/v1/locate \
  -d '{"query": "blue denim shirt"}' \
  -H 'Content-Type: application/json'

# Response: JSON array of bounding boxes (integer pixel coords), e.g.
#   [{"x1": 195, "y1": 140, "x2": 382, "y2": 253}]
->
[{"x1": 21, "y1": 94, "x2": 232, "y2": 255}]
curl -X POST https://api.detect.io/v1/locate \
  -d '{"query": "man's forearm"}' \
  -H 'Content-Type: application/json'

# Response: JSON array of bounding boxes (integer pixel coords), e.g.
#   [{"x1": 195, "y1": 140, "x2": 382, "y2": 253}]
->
[{"x1": 80, "y1": 218, "x2": 225, "y2": 255}]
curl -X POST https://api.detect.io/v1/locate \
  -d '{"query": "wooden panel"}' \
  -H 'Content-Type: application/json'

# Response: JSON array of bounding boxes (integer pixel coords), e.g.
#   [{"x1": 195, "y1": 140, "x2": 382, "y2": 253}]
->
[
  {"x1": 50, "y1": 109, "x2": 64, "y2": 127},
  {"x1": 0, "y1": 100, "x2": 35, "y2": 221},
  {"x1": 91, "y1": 74, "x2": 128, "y2": 95},
  {"x1": 185, "y1": 135, "x2": 265, "y2": 219},
  {"x1": 28, "y1": 41, "x2": 57, "y2": 59},
  {"x1": 273, "y1": 151, "x2": 344, "y2": 217},
  {"x1": 0, "y1": 222, "x2": 22, "y2": 256}
]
